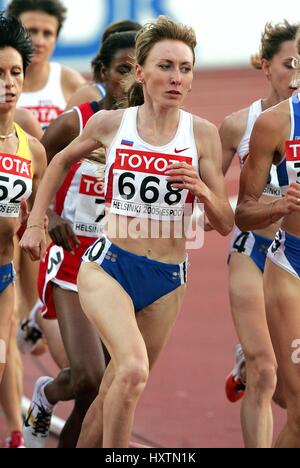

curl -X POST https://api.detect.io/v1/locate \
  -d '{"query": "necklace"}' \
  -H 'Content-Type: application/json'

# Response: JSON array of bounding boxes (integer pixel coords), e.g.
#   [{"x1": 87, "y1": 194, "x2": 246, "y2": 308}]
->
[{"x1": 0, "y1": 131, "x2": 14, "y2": 140}]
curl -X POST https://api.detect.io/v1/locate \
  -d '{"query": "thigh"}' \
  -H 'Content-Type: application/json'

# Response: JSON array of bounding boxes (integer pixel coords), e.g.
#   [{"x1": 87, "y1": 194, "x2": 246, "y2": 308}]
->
[
  {"x1": 54, "y1": 286, "x2": 105, "y2": 375},
  {"x1": 78, "y1": 262, "x2": 147, "y2": 367},
  {"x1": 136, "y1": 284, "x2": 187, "y2": 370},
  {"x1": 94, "y1": 283, "x2": 186, "y2": 391},
  {"x1": 229, "y1": 253, "x2": 275, "y2": 362},
  {"x1": 264, "y1": 259, "x2": 300, "y2": 398},
  {"x1": 0, "y1": 285, "x2": 15, "y2": 361}
]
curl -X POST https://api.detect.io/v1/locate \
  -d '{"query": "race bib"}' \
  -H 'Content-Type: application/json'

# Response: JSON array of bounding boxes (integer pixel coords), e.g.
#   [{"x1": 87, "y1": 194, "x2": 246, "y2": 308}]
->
[
  {"x1": 286, "y1": 140, "x2": 300, "y2": 161},
  {"x1": 286, "y1": 140, "x2": 300, "y2": 186},
  {"x1": 73, "y1": 173, "x2": 105, "y2": 237},
  {"x1": 0, "y1": 153, "x2": 32, "y2": 218},
  {"x1": 25, "y1": 105, "x2": 63, "y2": 129},
  {"x1": 110, "y1": 149, "x2": 194, "y2": 221}
]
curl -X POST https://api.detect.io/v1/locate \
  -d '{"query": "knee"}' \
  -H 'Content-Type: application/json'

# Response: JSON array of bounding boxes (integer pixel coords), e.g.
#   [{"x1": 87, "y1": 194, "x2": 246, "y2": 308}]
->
[
  {"x1": 115, "y1": 358, "x2": 149, "y2": 400},
  {"x1": 247, "y1": 357, "x2": 277, "y2": 396},
  {"x1": 72, "y1": 369, "x2": 101, "y2": 401}
]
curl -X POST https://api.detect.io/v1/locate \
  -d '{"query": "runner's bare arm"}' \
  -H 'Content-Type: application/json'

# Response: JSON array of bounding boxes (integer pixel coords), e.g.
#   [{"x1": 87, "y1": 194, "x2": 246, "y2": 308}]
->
[
  {"x1": 23, "y1": 111, "x2": 111, "y2": 228},
  {"x1": 19, "y1": 112, "x2": 108, "y2": 260},
  {"x1": 196, "y1": 120, "x2": 234, "y2": 235},
  {"x1": 235, "y1": 110, "x2": 300, "y2": 231},
  {"x1": 166, "y1": 119, "x2": 234, "y2": 236},
  {"x1": 219, "y1": 109, "x2": 247, "y2": 175}
]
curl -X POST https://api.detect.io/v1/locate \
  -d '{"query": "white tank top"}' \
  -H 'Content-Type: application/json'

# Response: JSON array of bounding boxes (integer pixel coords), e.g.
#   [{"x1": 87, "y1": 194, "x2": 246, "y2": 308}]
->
[
  {"x1": 18, "y1": 62, "x2": 66, "y2": 130},
  {"x1": 105, "y1": 106, "x2": 199, "y2": 221},
  {"x1": 237, "y1": 99, "x2": 281, "y2": 198}
]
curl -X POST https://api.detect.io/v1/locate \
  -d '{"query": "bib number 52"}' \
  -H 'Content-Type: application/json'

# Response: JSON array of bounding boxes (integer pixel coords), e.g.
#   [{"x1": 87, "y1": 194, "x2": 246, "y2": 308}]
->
[{"x1": 0, "y1": 176, "x2": 27, "y2": 203}]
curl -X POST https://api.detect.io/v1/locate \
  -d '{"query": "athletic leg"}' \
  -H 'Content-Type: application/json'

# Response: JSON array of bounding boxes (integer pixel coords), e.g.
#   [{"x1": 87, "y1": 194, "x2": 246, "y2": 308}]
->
[
  {"x1": 229, "y1": 254, "x2": 277, "y2": 448},
  {"x1": 0, "y1": 285, "x2": 15, "y2": 383},
  {"x1": 264, "y1": 260, "x2": 300, "y2": 448},
  {"x1": 77, "y1": 261, "x2": 186, "y2": 448}
]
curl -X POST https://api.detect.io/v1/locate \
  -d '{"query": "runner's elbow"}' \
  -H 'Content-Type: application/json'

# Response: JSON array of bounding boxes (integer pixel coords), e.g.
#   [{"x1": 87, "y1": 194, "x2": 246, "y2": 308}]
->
[{"x1": 235, "y1": 203, "x2": 249, "y2": 232}]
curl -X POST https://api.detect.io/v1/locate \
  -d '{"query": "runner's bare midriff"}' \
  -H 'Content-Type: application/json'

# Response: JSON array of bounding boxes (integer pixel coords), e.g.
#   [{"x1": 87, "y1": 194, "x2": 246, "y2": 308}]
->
[{"x1": 104, "y1": 212, "x2": 188, "y2": 264}]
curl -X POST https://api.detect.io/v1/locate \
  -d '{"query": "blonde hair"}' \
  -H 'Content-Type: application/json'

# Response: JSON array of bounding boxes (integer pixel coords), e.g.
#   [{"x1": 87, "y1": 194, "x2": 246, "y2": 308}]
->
[
  {"x1": 125, "y1": 16, "x2": 197, "y2": 107},
  {"x1": 251, "y1": 20, "x2": 299, "y2": 70}
]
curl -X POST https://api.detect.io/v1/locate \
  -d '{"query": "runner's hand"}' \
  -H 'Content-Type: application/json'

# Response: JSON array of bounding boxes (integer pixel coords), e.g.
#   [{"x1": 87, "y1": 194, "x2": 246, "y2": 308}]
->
[
  {"x1": 275, "y1": 183, "x2": 300, "y2": 216},
  {"x1": 19, "y1": 225, "x2": 47, "y2": 262},
  {"x1": 165, "y1": 163, "x2": 210, "y2": 201},
  {"x1": 47, "y1": 209, "x2": 80, "y2": 254}
]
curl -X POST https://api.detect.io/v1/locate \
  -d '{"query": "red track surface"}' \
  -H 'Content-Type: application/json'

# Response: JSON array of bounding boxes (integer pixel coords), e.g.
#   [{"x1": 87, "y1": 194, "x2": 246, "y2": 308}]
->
[{"x1": 0, "y1": 68, "x2": 286, "y2": 448}]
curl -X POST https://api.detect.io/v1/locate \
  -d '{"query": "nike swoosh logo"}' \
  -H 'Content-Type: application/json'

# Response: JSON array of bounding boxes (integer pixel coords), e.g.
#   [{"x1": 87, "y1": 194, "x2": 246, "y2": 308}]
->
[
  {"x1": 174, "y1": 148, "x2": 190, "y2": 154},
  {"x1": 24, "y1": 406, "x2": 34, "y2": 428}
]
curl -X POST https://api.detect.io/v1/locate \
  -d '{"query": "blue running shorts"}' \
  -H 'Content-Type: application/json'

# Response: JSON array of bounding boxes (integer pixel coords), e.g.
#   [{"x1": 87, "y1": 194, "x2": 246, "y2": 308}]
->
[
  {"x1": 82, "y1": 235, "x2": 188, "y2": 312},
  {"x1": 0, "y1": 263, "x2": 15, "y2": 294},
  {"x1": 229, "y1": 228, "x2": 273, "y2": 273},
  {"x1": 268, "y1": 229, "x2": 300, "y2": 279}
]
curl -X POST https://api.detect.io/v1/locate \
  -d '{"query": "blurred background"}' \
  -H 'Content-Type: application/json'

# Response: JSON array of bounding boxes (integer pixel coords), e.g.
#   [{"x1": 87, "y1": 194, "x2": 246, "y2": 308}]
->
[
  {"x1": 0, "y1": 0, "x2": 299, "y2": 72},
  {"x1": 0, "y1": 0, "x2": 295, "y2": 448}
]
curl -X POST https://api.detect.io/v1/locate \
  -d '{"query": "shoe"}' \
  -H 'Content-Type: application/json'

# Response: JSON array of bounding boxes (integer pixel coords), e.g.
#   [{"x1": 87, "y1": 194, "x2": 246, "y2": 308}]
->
[
  {"x1": 225, "y1": 344, "x2": 246, "y2": 403},
  {"x1": 5, "y1": 431, "x2": 26, "y2": 448},
  {"x1": 17, "y1": 319, "x2": 43, "y2": 354},
  {"x1": 23, "y1": 377, "x2": 55, "y2": 449},
  {"x1": 17, "y1": 301, "x2": 44, "y2": 354}
]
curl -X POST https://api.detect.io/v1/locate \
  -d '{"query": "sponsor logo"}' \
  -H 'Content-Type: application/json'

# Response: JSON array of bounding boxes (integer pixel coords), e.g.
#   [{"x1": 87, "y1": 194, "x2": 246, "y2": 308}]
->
[
  {"x1": 286, "y1": 140, "x2": 300, "y2": 161},
  {"x1": 174, "y1": 147, "x2": 191, "y2": 154},
  {"x1": 79, "y1": 175, "x2": 105, "y2": 197},
  {"x1": 24, "y1": 406, "x2": 35, "y2": 428},
  {"x1": 115, "y1": 149, "x2": 192, "y2": 175},
  {"x1": 24, "y1": 106, "x2": 63, "y2": 126},
  {"x1": 0, "y1": 154, "x2": 31, "y2": 178}
]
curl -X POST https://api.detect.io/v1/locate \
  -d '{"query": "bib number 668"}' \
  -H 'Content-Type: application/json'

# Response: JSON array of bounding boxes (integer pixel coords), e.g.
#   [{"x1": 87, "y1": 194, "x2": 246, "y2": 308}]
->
[{"x1": 118, "y1": 172, "x2": 182, "y2": 206}]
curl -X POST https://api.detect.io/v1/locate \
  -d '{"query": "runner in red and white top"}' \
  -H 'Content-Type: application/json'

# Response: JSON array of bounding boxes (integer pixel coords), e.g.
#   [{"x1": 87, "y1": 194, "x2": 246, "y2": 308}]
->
[
  {"x1": 39, "y1": 100, "x2": 106, "y2": 318},
  {"x1": 21, "y1": 30, "x2": 137, "y2": 449}
]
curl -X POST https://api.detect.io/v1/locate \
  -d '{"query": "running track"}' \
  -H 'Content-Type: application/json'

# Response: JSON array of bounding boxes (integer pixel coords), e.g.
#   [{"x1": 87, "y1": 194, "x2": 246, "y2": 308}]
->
[{"x1": 0, "y1": 68, "x2": 286, "y2": 448}]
